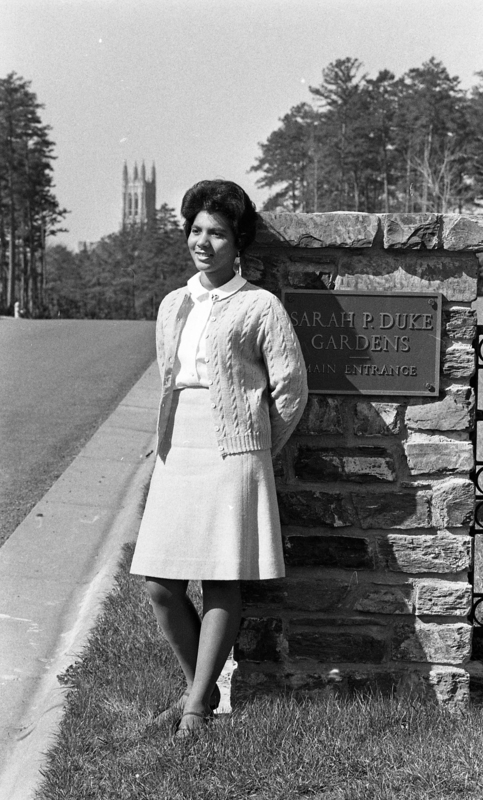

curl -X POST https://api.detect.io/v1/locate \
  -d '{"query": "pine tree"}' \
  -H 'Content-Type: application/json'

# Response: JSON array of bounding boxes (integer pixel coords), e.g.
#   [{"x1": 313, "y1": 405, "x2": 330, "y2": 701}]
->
[
  {"x1": 249, "y1": 103, "x2": 322, "y2": 212},
  {"x1": 251, "y1": 57, "x2": 483, "y2": 216},
  {"x1": 0, "y1": 73, "x2": 66, "y2": 315},
  {"x1": 466, "y1": 72, "x2": 483, "y2": 208},
  {"x1": 361, "y1": 70, "x2": 398, "y2": 212},
  {"x1": 310, "y1": 58, "x2": 368, "y2": 210}
]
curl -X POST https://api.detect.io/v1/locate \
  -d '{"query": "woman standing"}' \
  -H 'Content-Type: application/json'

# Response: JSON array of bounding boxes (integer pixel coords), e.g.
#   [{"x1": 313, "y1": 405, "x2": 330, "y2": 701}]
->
[{"x1": 130, "y1": 180, "x2": 307, "y2": 736}]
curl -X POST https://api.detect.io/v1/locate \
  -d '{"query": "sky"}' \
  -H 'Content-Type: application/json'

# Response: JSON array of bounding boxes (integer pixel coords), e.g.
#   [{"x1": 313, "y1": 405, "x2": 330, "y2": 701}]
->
[{"x1": 2, "y1": 0, "x2": 483, "y2": 250}]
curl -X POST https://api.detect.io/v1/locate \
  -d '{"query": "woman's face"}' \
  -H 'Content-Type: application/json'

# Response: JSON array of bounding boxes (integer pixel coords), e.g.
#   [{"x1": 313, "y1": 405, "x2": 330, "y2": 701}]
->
[{"x1": 188, "y1": 210, "x2": 238, "y2": 288}]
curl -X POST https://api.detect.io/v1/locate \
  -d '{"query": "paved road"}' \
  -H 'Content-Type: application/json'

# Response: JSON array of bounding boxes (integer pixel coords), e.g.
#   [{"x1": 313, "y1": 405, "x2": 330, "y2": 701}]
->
[{"x1": 0, "y1": 319, "x2": 156, "y2": 545}]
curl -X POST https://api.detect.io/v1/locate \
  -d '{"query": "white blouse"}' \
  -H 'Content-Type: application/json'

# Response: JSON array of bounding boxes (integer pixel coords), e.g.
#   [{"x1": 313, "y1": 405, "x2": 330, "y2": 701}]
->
[{"x1": 174, "y1": 271, "x2": 247, "y2": 388}]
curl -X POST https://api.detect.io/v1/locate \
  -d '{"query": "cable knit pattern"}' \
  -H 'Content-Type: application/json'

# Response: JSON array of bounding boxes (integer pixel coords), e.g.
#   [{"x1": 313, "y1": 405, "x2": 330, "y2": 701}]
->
[{"x1": 155, "y1": 281, "x2": 308, "y2": 457}]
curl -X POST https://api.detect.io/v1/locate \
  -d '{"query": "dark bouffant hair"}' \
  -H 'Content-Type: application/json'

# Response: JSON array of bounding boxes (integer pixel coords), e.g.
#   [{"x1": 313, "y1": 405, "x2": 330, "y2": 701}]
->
[{"x1": 180, "y1": 180, "x2": 258, "y2": 252}]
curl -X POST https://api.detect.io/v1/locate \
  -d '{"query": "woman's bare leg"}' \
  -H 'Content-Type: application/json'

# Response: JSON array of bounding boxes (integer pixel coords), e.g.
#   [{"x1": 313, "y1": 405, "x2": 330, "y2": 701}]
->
[
  {"x1": 145, "y1": 577, "x2": 242, "y2": 732},
  {"x1": 180, "y1": 579, "x2": 242, "y2": 728},
  {"x1": 145, "y1": 577, "x2": 201, "y2": 692}
]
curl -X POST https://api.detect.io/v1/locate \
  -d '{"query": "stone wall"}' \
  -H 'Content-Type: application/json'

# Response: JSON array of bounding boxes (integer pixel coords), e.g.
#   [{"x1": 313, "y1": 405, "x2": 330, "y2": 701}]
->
[{"x1": 233, "y1": 212, "x2": 483, "y2": 711}]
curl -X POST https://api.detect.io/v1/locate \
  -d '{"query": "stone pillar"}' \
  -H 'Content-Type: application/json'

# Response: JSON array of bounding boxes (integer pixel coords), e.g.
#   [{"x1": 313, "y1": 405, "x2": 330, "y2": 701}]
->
[{"x1": 233, "y1": 212, "x2": 483, "y2": 711}]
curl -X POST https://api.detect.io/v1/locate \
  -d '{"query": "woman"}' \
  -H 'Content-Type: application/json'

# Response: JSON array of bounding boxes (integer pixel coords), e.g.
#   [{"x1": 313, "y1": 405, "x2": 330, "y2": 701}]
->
[{"x1": 130, "y1": 179, "x2": 307, "y2": 737}]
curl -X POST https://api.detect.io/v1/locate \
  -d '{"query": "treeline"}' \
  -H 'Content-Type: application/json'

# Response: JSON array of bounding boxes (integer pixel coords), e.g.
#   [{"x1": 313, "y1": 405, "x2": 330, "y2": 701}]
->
[
  {"x1": 5, "y1": 58, "x2": 483, "y2": 318},
  {"x1": 44, "y1": 204, "x2": 193, "y2": 319},
  {"x1": 251, "y1": 57, "x2": 483, "y2": 215},
  {"x1": 0, "y1": 73, "x2": 66, "y2": 315},
  {"x1": 0, "y1": 72, "x2": 193, "y2": 319}
]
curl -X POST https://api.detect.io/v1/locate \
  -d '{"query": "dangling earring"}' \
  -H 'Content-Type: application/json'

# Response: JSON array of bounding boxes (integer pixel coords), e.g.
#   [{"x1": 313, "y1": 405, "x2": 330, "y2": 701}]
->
[{"x1": 235, "y1": 250, "x2": 242, "y2": 275}]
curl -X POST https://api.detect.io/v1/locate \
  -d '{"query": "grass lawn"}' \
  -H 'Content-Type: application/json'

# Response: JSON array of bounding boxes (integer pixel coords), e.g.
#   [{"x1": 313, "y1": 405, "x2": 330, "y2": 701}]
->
[{"x1": 35, "y1": 543, "x2": 483, "y2": 800}]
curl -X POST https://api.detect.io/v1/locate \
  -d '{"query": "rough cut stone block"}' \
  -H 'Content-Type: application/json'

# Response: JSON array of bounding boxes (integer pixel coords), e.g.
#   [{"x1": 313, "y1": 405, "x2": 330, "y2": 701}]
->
[
  {"x1": 235, "y1": 617, "x2": 285, "y2": 662},
  {"x1": 353, "y1": 491, "x2": 431, "y2": 529},
  {"x1": 392, "y1": 620, "x2": 472, "y2": 664},
  {"x1": 405, "y1": 394, "x2": 472, "y2": 431},
  {"x1": 452, "y1": 386, "x2": 475, "y2": 425},
  {"x1": 241, "y1": 579, "x2": 288, "y2": 608},
  {"x1": 354, "y1": 585, "x2": 413, "y2": 614},
  {"x1": 442, "y1": 215, "x2": 483, "y2": 251},
  {"x1": 476, "y1": 423, "x2": 483, "y2": 469},
  {"x1": 256, "y1": 211, "x2": 380, "y2": 248},
  {"x1": 442, "y1": 343, "x2": 475, "y2": 379},
  {"x1": 383, "y1": 213, "x2": 440, "y2": 250},
  {"x1": 444, "y1": 307, "x2": 477, "y2": 340},
  {"x1": 242, "y1": 578, "x2": 349, "y2": 612},
  {"x1": 287, "y1": 262, "x2": 338, "y2": 290},
  {"x1": 475, "y1": 533, "x2": 483, "y2": 594},
  {"x1": 393, "y1": 666, "x2": 470, "y2": 710},
  {"x1": 404, "y1": 438, "x2": 473, "y2": 475},
  {"x1": 415, "y1": 580, "x2": 472, "y2": 616},
  {"x1": 478, "y1": 253, "x2": 483, "y2": 294},
  {"x1": 284, "y1": 534, "x2": 374, "y2": 569},
  {"x1": 294, "y1": 446, "x2": 396, "y2": 483},
  {"x1": 378, "y1": 531, "x2": 471, "y2": 573},
  {"x1": 432, "y1": 479, "x2": 474, "y2": 528},
  {"x1": 278, "y1": 490, "x2": 355, "y2": 528},
  {"x1": 353, "y1": 402, "x2": 400, "y2": 436},
  {"x1": 428, "y1": 666, "x2": 469, "y2": 711},
  {"x1": 297, "y1": 396, "x2": 343, "y2": 435},
  {"x1": 336, "y1": 253, "x2": 477, "y2": 301},
  {"x1": 289, "y1": 620, "x2": 387, "y2": 663}
]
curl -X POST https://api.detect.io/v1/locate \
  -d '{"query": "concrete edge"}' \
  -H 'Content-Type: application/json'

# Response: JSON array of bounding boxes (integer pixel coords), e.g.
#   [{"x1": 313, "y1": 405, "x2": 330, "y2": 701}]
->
[
  {"x1": 0, "y1": 366, "x2": 159, "y2": 800},
  {"x1": 1, "y1": 455, "x2": 154, "y2": 800}
]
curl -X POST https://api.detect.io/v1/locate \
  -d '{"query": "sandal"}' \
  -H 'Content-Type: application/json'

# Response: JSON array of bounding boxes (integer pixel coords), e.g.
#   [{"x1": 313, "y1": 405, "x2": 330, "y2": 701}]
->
[
  {"x1": 152, "y1": 692, "x2": 189, "y2": 723},
  {"x1": 152, "y1": 684, "x2": 220, "y2": 724},
  {"x1": 174, "y1": 711, "x2": 213, "y2": 739}
]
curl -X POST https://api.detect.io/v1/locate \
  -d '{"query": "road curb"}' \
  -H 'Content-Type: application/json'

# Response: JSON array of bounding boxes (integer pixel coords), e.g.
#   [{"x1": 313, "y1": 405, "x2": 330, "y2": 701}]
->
[{"x1": 0, "y1": 362, "x2": 159, "y2": 800}]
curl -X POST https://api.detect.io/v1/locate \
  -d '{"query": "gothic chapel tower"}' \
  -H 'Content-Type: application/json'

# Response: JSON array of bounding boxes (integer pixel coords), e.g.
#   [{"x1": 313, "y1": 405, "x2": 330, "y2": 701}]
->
[{"x1": 122, "y1": 162, "x2": 156, "y2": 227}]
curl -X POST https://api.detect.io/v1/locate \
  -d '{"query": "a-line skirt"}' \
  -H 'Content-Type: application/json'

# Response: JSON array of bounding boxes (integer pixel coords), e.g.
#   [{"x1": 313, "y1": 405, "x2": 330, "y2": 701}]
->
[{"x1": 129, "y1": 387, "x2": 285, "y2": 581}]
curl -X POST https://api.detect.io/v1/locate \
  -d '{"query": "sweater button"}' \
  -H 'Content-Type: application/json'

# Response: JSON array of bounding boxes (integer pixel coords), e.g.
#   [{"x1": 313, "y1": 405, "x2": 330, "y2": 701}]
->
[
  {"x1": 215, "y1": 426, "x2": 220, "y2": 431},
  {"x1": 211, "y1": 403, "x2": 216, "y2": 408},
  {"x1": 218, "y1": 446, "x2": 223, "y2": 451},
  {"x1": 210, "y1": 316, "x2": 216, "y2": 322},
  {"x1": 208, "y1": 379, "x2": 213, "y2": 385}
]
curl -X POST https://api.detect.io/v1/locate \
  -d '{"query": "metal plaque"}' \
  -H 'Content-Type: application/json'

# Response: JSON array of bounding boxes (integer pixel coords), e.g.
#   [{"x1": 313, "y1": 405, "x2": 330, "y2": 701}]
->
[{"x1": 283, "y1": 290, "x2": 442, "y2": 396}]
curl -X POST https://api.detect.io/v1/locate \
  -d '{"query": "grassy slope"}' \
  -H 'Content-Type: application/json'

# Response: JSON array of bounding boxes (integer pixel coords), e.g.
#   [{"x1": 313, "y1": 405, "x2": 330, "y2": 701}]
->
[{"x1": 35, "y1": 544, "x2": 483, "y2": 800}]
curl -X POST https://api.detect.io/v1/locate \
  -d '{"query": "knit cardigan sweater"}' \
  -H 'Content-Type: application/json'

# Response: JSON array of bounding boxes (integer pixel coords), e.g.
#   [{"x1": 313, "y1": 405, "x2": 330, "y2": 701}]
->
[{"x1": 155, "y1": 280, "x2": 308, "y2": 457}]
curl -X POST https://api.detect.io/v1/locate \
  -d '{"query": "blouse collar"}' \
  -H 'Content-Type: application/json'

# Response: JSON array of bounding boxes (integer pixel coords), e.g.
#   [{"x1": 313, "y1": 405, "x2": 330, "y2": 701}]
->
[{"x1": 187, "y1": 271, "x2": 247, "y2": 302}]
